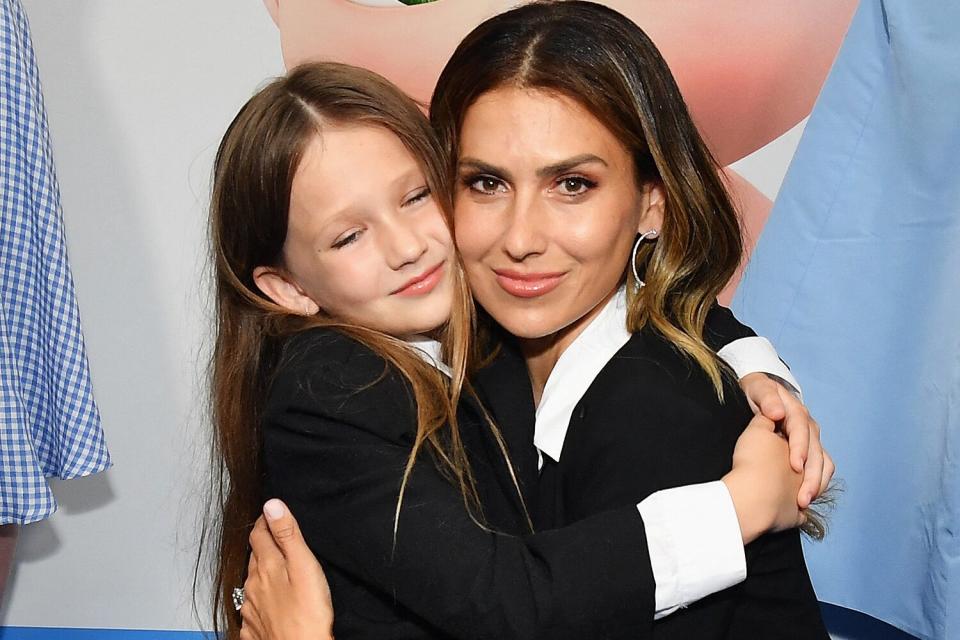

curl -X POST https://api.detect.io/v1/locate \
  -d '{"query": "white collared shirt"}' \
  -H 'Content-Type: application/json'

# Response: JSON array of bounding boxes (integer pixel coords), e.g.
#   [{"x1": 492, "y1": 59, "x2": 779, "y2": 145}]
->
[{"x1": 406, "y1": 335, "x2": 451, "y2": 377}]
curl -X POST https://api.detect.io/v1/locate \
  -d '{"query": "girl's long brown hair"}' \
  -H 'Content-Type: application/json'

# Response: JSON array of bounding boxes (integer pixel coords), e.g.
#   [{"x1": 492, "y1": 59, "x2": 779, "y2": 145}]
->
[
  {"x1": 431, "y1": 0, "x2": 829, "y2": 538},
  {"x1": 202, "y1": 62, "x2": 514, "y2": 639}
]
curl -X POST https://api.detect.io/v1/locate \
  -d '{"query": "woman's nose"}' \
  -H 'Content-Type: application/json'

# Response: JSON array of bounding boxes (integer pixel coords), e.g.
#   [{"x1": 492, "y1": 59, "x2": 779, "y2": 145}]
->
[{"x1": 501, "y1": 192, "x2": 548, "y2": 261}]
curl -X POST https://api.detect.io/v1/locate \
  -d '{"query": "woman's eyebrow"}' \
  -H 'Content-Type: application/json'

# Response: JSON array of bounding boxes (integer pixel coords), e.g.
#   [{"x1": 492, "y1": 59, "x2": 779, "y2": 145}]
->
[
  {"x1": 458, "y1": 154, "x2": 607, "y2": 180},
  {"x1": 458, "y1": 158, "x2": 512, "y2": 180},
  {"x1": 535, "y1": 154, "x2": 607, "y2": 178}
]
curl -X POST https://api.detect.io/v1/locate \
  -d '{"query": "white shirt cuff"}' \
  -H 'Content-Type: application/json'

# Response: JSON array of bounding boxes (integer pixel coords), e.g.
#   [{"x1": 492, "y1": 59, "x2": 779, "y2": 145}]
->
[
  {"x1": 637, "y1": 481, "x2": 747, "y2": 619},
  {"x1": 718, "y1": 336, "x2": 802, "y2": 399}
]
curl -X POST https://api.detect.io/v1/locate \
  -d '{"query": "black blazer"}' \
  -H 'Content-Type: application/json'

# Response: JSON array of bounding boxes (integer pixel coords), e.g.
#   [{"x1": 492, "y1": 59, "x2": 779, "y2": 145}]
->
[
  {"x1": 534, "y1": 324, "x2": 829, "y2": 639},
  {"x1": 261, "y1": 328, "x2": 655, "y2": 640}
]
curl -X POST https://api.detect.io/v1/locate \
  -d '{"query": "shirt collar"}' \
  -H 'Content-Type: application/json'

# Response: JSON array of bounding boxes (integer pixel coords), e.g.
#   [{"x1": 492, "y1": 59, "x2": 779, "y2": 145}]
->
[
  {"x1": 406, "y1": 335, "x2": 452, "y2": 377},
  {"x1": 533, "y1": 287, "x2": 631, "y2": 464}
]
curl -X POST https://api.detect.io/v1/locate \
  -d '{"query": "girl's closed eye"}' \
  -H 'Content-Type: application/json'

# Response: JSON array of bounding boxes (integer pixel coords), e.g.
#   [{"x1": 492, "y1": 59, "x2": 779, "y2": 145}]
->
[
  {"x1": 331, "y1": 228, "x2": 363, "y2": 249},
  {"x1": 402, "y1": 186, "x2": 431, "y2": 207}
]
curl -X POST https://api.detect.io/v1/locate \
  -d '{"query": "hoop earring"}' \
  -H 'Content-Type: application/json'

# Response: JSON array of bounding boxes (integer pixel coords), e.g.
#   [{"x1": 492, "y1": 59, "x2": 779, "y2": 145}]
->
[{"x1": 631, "y1": 229, "x2": 659, "y2": 289}]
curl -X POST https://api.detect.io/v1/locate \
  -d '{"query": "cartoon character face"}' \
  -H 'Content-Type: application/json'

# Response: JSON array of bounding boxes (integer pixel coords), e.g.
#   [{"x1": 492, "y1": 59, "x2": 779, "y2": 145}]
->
[{"x1": 263, "y1": 0, "x2": 856, "y2": 299}]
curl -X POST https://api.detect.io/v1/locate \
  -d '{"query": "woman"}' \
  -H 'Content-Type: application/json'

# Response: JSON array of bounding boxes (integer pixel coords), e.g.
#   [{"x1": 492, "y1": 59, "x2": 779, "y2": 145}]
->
[
  {"x1": 207, "y1": 60, "x2": 816, "y2": 639},
  {"x1": 437, "y1": 2, "x2": 829, "y2": 636},
  {"x1": 238, "y1": 2, "x2": 833, "y2": 638}
]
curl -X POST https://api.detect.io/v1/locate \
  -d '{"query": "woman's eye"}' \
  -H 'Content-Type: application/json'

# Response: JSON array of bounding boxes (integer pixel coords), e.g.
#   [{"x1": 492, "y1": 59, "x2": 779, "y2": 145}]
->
[
  {"x1": 332, "y1": 230, "x2": 361, "y2": 249},
  {"x1": 555, "y1": 176, "x2": 596, "y2": 196},
  {"x1": 467, "y1": 175, "x2": 506, "y2": 195}
]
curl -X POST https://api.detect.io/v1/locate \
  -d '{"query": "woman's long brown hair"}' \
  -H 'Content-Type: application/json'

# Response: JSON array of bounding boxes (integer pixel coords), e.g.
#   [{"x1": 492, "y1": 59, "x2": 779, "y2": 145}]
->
[
  {"x1": 431, "y1": 0, "x2": 829, "y2": 538},
  {"x1": 201, "y1": 62, "x2": 513, "y2": 639}
]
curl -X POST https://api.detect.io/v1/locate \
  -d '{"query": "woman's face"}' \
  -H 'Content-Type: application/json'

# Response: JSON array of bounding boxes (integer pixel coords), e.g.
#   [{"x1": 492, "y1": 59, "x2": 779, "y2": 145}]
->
[
  {"x1": 454, "y1": 87, "x2": 661, "y2": 344},
  {"x1": 255, "y1": 125, "x2": 456, "y2": 337}
]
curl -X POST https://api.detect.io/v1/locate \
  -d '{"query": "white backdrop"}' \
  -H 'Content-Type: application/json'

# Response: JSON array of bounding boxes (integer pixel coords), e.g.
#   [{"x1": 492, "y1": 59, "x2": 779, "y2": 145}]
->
[{"x1": 0, "y1": 0, "x2": 800, "y2": 632}]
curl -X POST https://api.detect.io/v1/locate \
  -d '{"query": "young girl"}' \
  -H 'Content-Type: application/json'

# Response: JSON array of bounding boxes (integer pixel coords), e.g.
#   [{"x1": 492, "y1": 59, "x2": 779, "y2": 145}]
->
[{"x1": 208, "y1": 61, "x2": 817, "y2": 639}]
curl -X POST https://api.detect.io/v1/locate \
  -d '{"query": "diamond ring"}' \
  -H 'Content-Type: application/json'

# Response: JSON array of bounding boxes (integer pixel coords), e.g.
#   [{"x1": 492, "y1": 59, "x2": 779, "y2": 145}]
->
[{"x1": 232, "y1": 586, "x2": 245, "y2": 611}]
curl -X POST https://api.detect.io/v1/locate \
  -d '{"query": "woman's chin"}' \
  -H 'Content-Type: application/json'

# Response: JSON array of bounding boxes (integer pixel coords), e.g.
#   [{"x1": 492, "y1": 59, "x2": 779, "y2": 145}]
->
[{"x1": 485, "y1": 311, "x2": 565, "y2": 342}]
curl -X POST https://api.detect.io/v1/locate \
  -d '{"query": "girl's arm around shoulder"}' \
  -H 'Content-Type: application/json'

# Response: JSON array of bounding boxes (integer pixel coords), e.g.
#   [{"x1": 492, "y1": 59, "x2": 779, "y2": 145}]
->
[
  {"x1": 703, "y1": 306, "x2": 834, "y2": 508},
  {"x1": 703, "y1": 303, "x2": 757, "y2": 351}
]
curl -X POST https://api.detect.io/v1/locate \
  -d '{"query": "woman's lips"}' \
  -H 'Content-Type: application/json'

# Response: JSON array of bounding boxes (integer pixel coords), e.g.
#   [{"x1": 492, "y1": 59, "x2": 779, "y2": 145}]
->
[
  {"x1": 393, "y1": 261, "x2": 445, "y2": 297},
  {"x1": 493, "y1": 269, "x2": 566, "y2": 298}
]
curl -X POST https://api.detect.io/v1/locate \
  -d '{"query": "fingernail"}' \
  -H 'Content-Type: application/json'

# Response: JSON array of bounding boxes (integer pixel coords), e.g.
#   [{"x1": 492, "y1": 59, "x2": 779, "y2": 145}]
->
[{"x1": 264, "y1": 499, "x2": 285, "y2": 521}]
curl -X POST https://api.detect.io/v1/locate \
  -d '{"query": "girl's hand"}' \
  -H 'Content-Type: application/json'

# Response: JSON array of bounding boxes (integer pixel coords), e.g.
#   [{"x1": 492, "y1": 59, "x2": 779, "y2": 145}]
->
[
  {"x1": 739, "y1": 373, "x2": 835, "y2": 508},
  {"x1": 240, "y1": 499, "x2": 334, "y2": 640},
  {"x1": 722, "y1": 415, "x2": 805, "y2": 545}
]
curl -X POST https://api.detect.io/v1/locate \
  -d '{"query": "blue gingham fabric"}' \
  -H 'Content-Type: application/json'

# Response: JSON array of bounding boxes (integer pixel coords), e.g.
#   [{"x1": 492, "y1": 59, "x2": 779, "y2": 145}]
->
[{"x1": 0, "y1": 0, "x2": 110, "y2": 525}]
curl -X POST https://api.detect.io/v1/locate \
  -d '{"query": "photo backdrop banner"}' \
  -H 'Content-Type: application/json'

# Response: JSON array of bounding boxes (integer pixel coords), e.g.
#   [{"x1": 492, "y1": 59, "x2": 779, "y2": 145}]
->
[{"x1": 4, "y1": 2, "x2": 924, "y2": 639}]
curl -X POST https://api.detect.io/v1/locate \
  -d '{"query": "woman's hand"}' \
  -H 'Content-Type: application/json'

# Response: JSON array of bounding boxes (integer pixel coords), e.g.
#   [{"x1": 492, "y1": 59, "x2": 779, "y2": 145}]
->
[
  {"x1": 722, "y1": 415, "x2": 805, "y2": 545},
  {"x1": 738, "y1": 373, "x2": 835, "y2": 508},
  {"x1": 240, "y1": 499, "x2": 334, "y2": 640}
]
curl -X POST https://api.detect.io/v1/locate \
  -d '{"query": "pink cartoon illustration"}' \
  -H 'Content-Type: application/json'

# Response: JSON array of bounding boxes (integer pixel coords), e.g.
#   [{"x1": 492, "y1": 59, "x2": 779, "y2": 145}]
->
[{"x1": 262, "y1": 0, "x2": 856, "y2": 301}]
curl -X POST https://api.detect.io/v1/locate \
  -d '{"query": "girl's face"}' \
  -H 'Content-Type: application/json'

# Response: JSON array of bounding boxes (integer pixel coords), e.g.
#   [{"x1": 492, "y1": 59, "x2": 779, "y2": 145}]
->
[
  {"x1": 454, "y1": 87, "x2": 663, "y2": 347},
  {"x1": 255, "y1": 125, "x2": 456, "y2": 337}
]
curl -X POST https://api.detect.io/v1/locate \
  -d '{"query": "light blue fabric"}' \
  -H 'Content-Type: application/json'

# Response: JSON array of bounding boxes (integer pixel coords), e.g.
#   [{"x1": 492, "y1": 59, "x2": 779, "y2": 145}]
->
[
  {"x1": 0, "y1": 0, "x2": 110, "y2": 524},
  {"x1": 734, "y1": 1, "x2": 960, "y2": 638}
]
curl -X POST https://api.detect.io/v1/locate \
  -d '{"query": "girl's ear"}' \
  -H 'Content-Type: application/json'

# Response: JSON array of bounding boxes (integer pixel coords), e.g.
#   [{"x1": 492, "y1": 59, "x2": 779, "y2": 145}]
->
[
  {"x1": 638, "y1": 182, "x2": 665, "y2": 233},
  {"x1": 253, "y1": 266, "x2": 320, "y2": 315}
]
